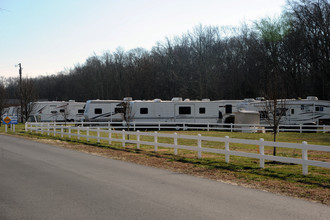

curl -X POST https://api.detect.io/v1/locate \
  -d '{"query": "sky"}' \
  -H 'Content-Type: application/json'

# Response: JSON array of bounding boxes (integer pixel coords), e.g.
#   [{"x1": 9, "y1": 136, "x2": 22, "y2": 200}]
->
[{"x1": 0, "y1": 0, "x2": 286, "y2": 78}]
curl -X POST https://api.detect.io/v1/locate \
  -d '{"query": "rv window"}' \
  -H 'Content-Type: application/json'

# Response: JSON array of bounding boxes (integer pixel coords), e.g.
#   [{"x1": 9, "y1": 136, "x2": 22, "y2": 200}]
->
[
  {"x1": 78, "y1": 109, "x2": 84, "y2": 113},
  {"x1": 140, "y1": 108, "x2": 148, "y2": 114},
  {"x1": 199, "y1": 108, "x2": 206, "y2": 114},
  {"x1": 225, "y1": 105, "x2": 232, "y2": 114},
  {"x1": 291, "y1": 109, "x2": 294, "y2": 115},
  {"x1": 179, "y1": 106, "x2": 191, "y2": 115},
  {"x1": 301, "y1": 105, "x2": 304, "y2": 110},
  {"x1": 95, "y1": 108, "x2": 102, "y2": 114},
  {"x1": 115, "y1": 107, "x2": 124, "y2": 113},
  {"x1": 315, "y1": 106, "x2": 324, "y2": 111},
  {"x1": 276, "y1": 108, "x2": 287, "y2": 116},
  {"x1": 259, "y1": 111, "x2": 268, "y2": 119},
  {"x1": 60, "y1": 109, "x2": 65, "y2": 113},
  {"x1": 51, "y1": 110, "x2": 57, "y2": 114}
]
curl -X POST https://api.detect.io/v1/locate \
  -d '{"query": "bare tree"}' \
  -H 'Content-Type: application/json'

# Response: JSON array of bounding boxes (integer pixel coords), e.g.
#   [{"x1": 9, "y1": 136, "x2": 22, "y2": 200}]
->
[
  {"x1": 262, "y1": 98, "x2": 288, "y2": 155},
  {"x1": 59, "y1": 103, "x2": 70, "y2": 125},
  {"x1": 118, "y1": 98, "x2": 135, "y2": 139},
  {"x1": 21, "y1": 77, "x2": 37, "y2": 122},
  {"x1": 0, "y1": 79, "x2": 7, "y2": 126},
  {"x1": 255, "y1": 15, "x2": 291, "y2": 156}
]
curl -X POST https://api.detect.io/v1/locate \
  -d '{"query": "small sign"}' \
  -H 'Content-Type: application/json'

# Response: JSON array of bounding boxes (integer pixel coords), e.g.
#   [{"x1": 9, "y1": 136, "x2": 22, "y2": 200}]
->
[{"x1": 2, "y1": 116, "x2": 18, "y2": 125}]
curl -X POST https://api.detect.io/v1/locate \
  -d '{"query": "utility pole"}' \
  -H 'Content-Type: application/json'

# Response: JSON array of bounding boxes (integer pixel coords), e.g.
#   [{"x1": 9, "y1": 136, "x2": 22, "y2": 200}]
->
[{"x1": 18, "y1": 63, "x2": 23, "y2": 123}]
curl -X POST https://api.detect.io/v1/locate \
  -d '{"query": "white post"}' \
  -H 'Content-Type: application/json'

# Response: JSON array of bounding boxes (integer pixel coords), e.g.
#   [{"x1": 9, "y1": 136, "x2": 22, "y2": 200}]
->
[
  {"x1": 5, "y1": 124, "x2": 7, "y2": 133},
  {"x1": 68, "y1": 127, "x2": 71, "y2": 138},
  {"x1": 13, "y1": 124, "x2": 15, "y2": 132},
  {"x1": 300, "y1": 124, "x2": 302, "y2": 133},
  {"x1": 25, "y1": 123, "x2": 28, "y2": 132},
  {"x1": 77, "y1": 127, "x2": 80, "y2": 140},
  {"x1": 174, "y1": 132, "x2": 178, "y2": 155},
  {"x1": 207, "y1": 123, "x2": 209, "y2": 132},
  {"x1": 47, "y1": 124, "x2": 50, "y2": 136},
  {"x1": 323, "y1": 124, "x2": 326, "y2": 134},
  {"x1": 302, "y1": 141, "x2": 308, "y2": 175},
  {"x1": 154, "y1": 131, "x2": 158, "y2": 152},
  {"x1": 259, "y1": 138, "x2": 265, "y2": 168},
  {"x1": 86, "y1": 127, "x2": 90, "y2": 142},
  {"x1": 158, "y1": 122, "x2": 161, "y2": 131},
  {"x1": 225, "y1": 136, "x2": 230, "y2": 163},
  {"x1": 122, "y1": 129, "x2": 125, "y2": 147},
  {"x1": 137, "y1": 130, "x2": 140, "y2": 149},
  {"x1": 197, "y1": 134, "x2": 202, "y2": 159},
  {"x1": 108, "y1": 128, "x2": 111, "y2": 145},
  {"x1": 97, "y1": 128, "x2": 100, "y2": 143},
  {"x1": 53, "y1": 125, "x2": 56, "y2": 136},
  {"x1": 61, "y1": 126, "x2": 64, "y2": 138},
  {"x1": 230, "y1": 123, "x2": 233, "y2": 132}
]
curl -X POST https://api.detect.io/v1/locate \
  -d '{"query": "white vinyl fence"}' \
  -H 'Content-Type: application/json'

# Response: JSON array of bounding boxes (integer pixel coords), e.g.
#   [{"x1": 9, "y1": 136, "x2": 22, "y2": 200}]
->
[
  {"x1": 27, "y1": 121, "x2": 330, "y2": 133},
  {"x1": 25, "y1": 122, "x2": 330, "y2": 175}
]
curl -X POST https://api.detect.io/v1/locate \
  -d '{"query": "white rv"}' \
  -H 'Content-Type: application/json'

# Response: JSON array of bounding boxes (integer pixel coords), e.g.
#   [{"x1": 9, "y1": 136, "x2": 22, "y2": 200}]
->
[
  {"x1": 237, "y1": 96, "x2": 330, "y2": 125},
  {"x1": 118, "y1": 97, "x2": 244, "y2": 124},
  {"x1": 83, "y1": 98, "x2": 244, "y2": 124},
  {"x1": 29, "y1": 101, "x2": 85, "y2": 122},
  {"x1": 84, "y1": 100, "x2": 122, "y2": 122}
]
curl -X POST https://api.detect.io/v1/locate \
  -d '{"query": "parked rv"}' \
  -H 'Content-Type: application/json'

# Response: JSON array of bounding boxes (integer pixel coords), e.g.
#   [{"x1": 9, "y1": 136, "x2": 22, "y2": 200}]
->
[
  {"x1": 237, "y1": 96, "x2": 330, "y2": 125},
  {"x1": 83, "y1": 100, "x2": 122, "y2": 122},
  {"x1": 118, "y1": 98, "x2": 243, "y2": 124},
  {"x1": 29, "y1": 101, "x2": 85, "y2": 122}
]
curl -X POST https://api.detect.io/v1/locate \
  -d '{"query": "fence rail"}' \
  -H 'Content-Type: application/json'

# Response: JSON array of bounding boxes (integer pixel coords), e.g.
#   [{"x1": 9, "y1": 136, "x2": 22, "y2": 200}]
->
[
  {"x1": 27, "y1": 121, "x2": 330, "y2": 133},
  {"x1": 25, "y1": 122, "x2": 330, "y2": 175}
]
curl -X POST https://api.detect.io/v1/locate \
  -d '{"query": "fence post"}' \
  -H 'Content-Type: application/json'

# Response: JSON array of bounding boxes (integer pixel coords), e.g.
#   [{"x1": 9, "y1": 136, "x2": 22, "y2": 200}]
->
[
  {"x1": 5, "y1": 124, "x2": 7, "y2": 133},
  {"x1": 174, "y1": 132, "x2": 178, "y2": 155},
  {"x1": 230, "y1": 123, "x2": 233, "y2": 132},
  {"x1": 259, "y1": 138, "x2": 265, "y2": 168},
  {"x1": 47, "y1": 123, "x2": 50, "y2": 136},
  {"x1": 86, "y1": 127, "x2": 90, "y2": 142},
  {"x1": 133, "y1": 122, "x2": 136, "y2": 131},
  {"x1": 25, "y1": 123, "x2": 27, "y2": 132},
  {"x1": 53, "y1": 124, "x2": 56, "y2": 137},
  {"x1": 207, "y1": 122, "x2": 209, "y2": 132},
  {"x1": 108, "y1": 128, "x2": 111, "y2": 145},
  {"x1": 97, "y1": 128, "x2": 100, "y2": 143},
  {"x1": 154, "y1": 131, "x2": 158, "y2": 152},
  {"x1": 122, "y1": 130, "x2": 126, "y2": 147},
  {"x1": 302, "y1": 141, "x2": 308, "y2": 175},
  {"x1": 300, "y1": 124, "x2": 302, "y2": 133},
  {"x1": 137, "y1": 130, "x2": 140, "y2": 149},
  {"x1": 77, "y1": 127, "x2": 80, "y2": 140},
  {"x1": 323, "y1": 124, "x2": 326, "y2": 134},
  {"x1": 158, "y1": 122, "x2": 161, "y2": 131},
  {"x1": 68, "y1": 127, "x2": 71, "y2": 138},
  {"x1": 61, "y1": 126, "x2": 63, "y2": 138},
  {"x1": 225, "y1": 136, "x2": 230, "y2": 163},
  {"x1": 197, "y1": 134, "x2": 202, "y2": 159}
]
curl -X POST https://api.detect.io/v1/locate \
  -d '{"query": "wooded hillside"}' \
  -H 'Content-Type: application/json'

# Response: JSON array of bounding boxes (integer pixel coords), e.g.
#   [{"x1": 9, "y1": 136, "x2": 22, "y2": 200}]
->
[{"x1": 3, "y1": 0, "x2": 330, "y2": 101}]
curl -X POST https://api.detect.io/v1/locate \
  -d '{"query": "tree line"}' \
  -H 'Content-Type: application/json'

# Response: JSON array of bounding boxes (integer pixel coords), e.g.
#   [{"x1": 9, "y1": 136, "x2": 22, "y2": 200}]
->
[{"x1": 2, "y1": 0, "x2": 330, "y2": 103}]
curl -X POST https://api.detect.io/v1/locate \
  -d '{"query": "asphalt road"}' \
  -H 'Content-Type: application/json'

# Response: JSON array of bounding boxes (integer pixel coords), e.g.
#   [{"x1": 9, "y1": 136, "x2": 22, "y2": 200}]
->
[{"x1": 0, "y1": 134, "x2": 329, "y2": 220}]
